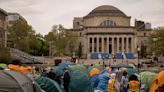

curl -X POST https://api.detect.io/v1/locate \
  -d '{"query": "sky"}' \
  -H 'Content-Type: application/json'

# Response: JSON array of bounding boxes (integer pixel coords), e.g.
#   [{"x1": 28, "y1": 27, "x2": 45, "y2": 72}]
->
[{"x1": 0, "y1": 0, "x2": 164, "y2": 35}]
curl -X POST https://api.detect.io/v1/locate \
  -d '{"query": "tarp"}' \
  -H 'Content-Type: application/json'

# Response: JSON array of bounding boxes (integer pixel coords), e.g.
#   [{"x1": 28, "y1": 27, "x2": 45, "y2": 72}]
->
[
  {"x1": 139, "y1": 71, "x2": 157, "y2": 92},
  {"x1": 111, "y1": 63, "x2": 133, "y2": 69},
  {"x1": 89, "y1": 68, "x2": 100, "y2": 77},
  {"x1": 35, "y1": 76, "x2": 64, "y2": 92},
  {"x1": 69, "y1": 64, "x2": 88, "y2": 75},
  {"x1": 91, "y1": 53, "x2": 99, "y2": 59},
  {"x1": 150, "y1": 70, "x2": 164, "y2": 92},
  {"x1": 69, "y1": 70, "x2": 94, "y2": 92},
  {"x1": 125, "y1": 53, "x2": 134, "y2": 59},
  {"x1": 101, "y1": 53, "x2": 109, "y2": 59},
  {"x1": 114, "y1": 53, "x2": 123, "y2": 59},
  {"x1": 0, "y1": 70, "x2": 35, "y2": 92}
]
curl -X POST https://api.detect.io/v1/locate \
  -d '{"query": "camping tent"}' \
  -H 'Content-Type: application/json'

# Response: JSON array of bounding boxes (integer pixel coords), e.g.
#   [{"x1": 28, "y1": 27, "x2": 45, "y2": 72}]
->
[
  {"x1": 111, "y1": 63, "x2": 133, "y2": 69},
  {"x1": 69, "y1": 64, "x2": 88, "y2": 75},
  {"x1": 35, "y1": 76, "x2": 64, "y2": 92},
  {"x1": 150, "y1": 70, "x2": 164, "y2": 92},
  {"x1": 0, "y1": 70, "x2": 35, "y2": 92},
  {"x1": 139, "y1": 71, "x2": 157, "y2": 92},
  {"x1": 0, "y1": 63, "x2": 7, "y2": 69},
  {"x1": 69, "y1": 70, "x2": 94, "y2": 92},
  {"x1": 89, "y1": 68, "x2": 100, "y2": 77}
]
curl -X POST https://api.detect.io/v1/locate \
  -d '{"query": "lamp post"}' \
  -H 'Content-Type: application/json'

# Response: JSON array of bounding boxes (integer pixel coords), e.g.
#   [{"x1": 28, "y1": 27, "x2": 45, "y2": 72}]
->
[{"x1": 137, "y1": 47, "x2": 141, "y2": 73}]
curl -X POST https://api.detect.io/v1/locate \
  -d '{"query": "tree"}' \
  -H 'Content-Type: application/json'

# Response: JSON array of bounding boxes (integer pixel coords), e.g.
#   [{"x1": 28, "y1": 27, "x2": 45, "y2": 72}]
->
[
  {"x1": 148, "y1": 29, "x2": 164, "y2": 56},
  {"x1": 45, "y1": 24, "x2": 78, "y2": 56},
  {"x1": 8, "y1": 20, "x2": 32, "y2": 52},
  {"x1": 8, "y1": 20, "x2": 49, "y2": 56}
]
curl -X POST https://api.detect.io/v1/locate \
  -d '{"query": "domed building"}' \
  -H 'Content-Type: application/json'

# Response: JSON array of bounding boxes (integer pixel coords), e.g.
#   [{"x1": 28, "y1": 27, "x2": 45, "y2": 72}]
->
[{"x1": 72, "y1": 5, "x2": 151, "y2": 59}]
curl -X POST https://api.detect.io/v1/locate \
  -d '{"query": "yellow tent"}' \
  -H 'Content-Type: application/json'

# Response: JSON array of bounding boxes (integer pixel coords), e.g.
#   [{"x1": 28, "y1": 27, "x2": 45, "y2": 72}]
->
[
  {"x1": 150, "y1": 70, "x2": 164, "y2": 92},
  {"x1": 89, "y1": 68, "x2": 100, "y2": 77}
]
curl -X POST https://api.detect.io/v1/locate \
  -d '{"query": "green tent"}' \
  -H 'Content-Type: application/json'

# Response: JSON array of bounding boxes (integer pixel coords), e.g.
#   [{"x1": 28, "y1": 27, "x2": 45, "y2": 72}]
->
[
  {"x1": 0, "y1": 63, "x2": 7, "y2": 69},
  {"x1": 69, "y1": 64, "x2": 88, "y2": 75},
  {"x1": 35, "y1": 76, "x2": 64, "y2": 92},
  {"x1": 69, "y1": 70, "x2": 94, "y2": 92},
  {"x1": 139, "y1": 71, "x2": 157, "y2": 92},
  {"x1": 0, "y1": 70, "x2": 36, "y2": 92}
]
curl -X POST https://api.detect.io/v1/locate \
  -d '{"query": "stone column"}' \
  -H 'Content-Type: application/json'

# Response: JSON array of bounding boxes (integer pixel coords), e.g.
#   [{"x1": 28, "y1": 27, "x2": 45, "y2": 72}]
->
[
  {"x1": 107, "y1": 37, "x2": 109, "y2": 53},
  {"x1": 117, "y1": 37, "x2": 119, "y2": 53},
  {"x1": 112, "y1": 37, "x2": 114, "y2": 54},
  {"x1": 97, "y1": 37, "x2": 99, "y2": 53},
  {"x1": 131, "y1": 37, "x2": 135, "y2": 53},
  {"x1": 122, "y1": 37, "x2": 124, "y2": 52},
  {"x1": 126, "y1": 37, "x2": 129, "y2": 53},
  {"x1": 102, "y1": 37, "x2": 104, "y2": 53},
  {"x1": 92, "y1": 37, "x2": 94, "y2": 53}
]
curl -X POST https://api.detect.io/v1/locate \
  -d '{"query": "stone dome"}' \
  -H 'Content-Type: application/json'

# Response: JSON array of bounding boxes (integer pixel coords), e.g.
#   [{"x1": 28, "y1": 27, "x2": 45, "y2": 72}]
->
[{"x1": 85, "y1": 5, "x2": 127, "y2": 18}]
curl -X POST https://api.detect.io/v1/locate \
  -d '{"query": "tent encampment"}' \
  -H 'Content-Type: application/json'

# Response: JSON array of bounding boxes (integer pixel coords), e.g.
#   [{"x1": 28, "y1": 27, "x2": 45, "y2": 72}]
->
[{"x1": 0, "y1": 70, "x2": 36, "y2": 92}]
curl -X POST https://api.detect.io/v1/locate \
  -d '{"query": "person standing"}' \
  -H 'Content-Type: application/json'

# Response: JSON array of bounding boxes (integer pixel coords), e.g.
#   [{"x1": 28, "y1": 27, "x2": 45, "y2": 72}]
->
[
  {"x1": 127, "y1": 75, "x2": 140, "y2": 92},
  {"x1": 120, "y1": 72, "x2": 128, "y2": 92},
  {"x1": 107, "y1": 73, "x2": 120, "y2": 92}
]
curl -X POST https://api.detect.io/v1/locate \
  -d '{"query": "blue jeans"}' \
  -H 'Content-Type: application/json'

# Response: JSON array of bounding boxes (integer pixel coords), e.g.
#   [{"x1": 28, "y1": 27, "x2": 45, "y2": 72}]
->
[{"x1": 121, "y1": 87, "x2": 128, "y2": 92}]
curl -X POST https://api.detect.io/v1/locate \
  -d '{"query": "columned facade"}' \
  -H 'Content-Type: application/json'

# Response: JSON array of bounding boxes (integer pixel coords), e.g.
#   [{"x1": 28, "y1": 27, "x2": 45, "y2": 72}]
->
[
  {"x1": 88, "y1": 36, "x2": 135, "y2": 54},
  {"x1": 73, "y1": 5, "x2": 139, "y2": 59}
]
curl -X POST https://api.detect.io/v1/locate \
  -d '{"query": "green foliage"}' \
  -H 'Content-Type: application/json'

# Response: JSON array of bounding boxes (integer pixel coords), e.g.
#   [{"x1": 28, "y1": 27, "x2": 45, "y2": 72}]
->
[
  {"x1": 8, "y1": 20, "x2": 49, "y2": 56},
  {"x1": 45, "y1": 25, "x2": 78, "y2": 56},
  {"x1": 148, "y1": 29, "x2": 164, "y2": 56},
  {"x1": 0, "y1": 46, "x2": 11, "y2": 64}
]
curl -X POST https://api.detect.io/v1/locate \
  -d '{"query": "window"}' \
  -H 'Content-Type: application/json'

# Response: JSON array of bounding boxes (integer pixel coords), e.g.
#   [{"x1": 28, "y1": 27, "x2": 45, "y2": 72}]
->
[
  {"x1": 144, "y1": 33, "x2": 146, "y2": 37},
  {"x1": 99, "y1": 20, "x2": 116, "y2": 27},
  {"x1": 77, "y1": 22, "x2": 80, "y2": 25}
]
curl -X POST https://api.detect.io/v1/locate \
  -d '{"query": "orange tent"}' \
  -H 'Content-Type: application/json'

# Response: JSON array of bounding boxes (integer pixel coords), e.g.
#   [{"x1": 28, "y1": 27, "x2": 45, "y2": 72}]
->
[
  {"x1": 8, "y1": 64, "x2": 32, "y2": 74},
  {"x1": 149, "y1": 70, "x2": 164, "y2": 92},
  {"x1": 89, "y1": 68, "x2": 100, "y2": 77}
]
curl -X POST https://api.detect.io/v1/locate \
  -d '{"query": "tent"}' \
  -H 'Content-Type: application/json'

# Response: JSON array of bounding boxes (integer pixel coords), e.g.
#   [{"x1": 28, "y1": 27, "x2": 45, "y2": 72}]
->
[
  {"x1": 0, "y1": 63, "x2": 7, "y2": 69},
  {"x1": 89, "y1": 68, "x2": 100, "y2": 77},
  {"x1": 60, "y1": 61, "x2": 75, "y2": 66},
  {"x1": 150, "y1": 70, "x2": 164, "y2": 92},
  {"x1": 93, "y1": 64, "x2": 103, "y2": 71},
  {"x1": 0, "y1": 70, "x2": 35, "y2": 92},
  {"x1": 139, "y1": 71, "x2": 157, "y2": 92},
  {"x1": 125, "y1": 68, "x2": 137, "y2": 76},
  {"x1": 96, "y1": 73, "x2": 110, "y2": 91},
  {"x1": 90, "y1": 74, "x2": 100, "y2": 88},
  {"x1": 35, "y1": 76, "x2": 64, "y2": 92},
  {"x1": 69, "y1": 70, "x2": 94, "y2": 92},
  {"x1": 69, "y1": 64, "x2": 88, "y2": 75},
  {"x1": 111, "y1": 63, "x2": 133, "y2": 69}
]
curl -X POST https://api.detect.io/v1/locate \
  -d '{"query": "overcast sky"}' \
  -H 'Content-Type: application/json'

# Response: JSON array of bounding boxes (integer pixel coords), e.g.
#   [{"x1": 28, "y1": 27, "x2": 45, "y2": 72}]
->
[{"x1": 0, "y1": 0, "x2": 164, "y2": 35}]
